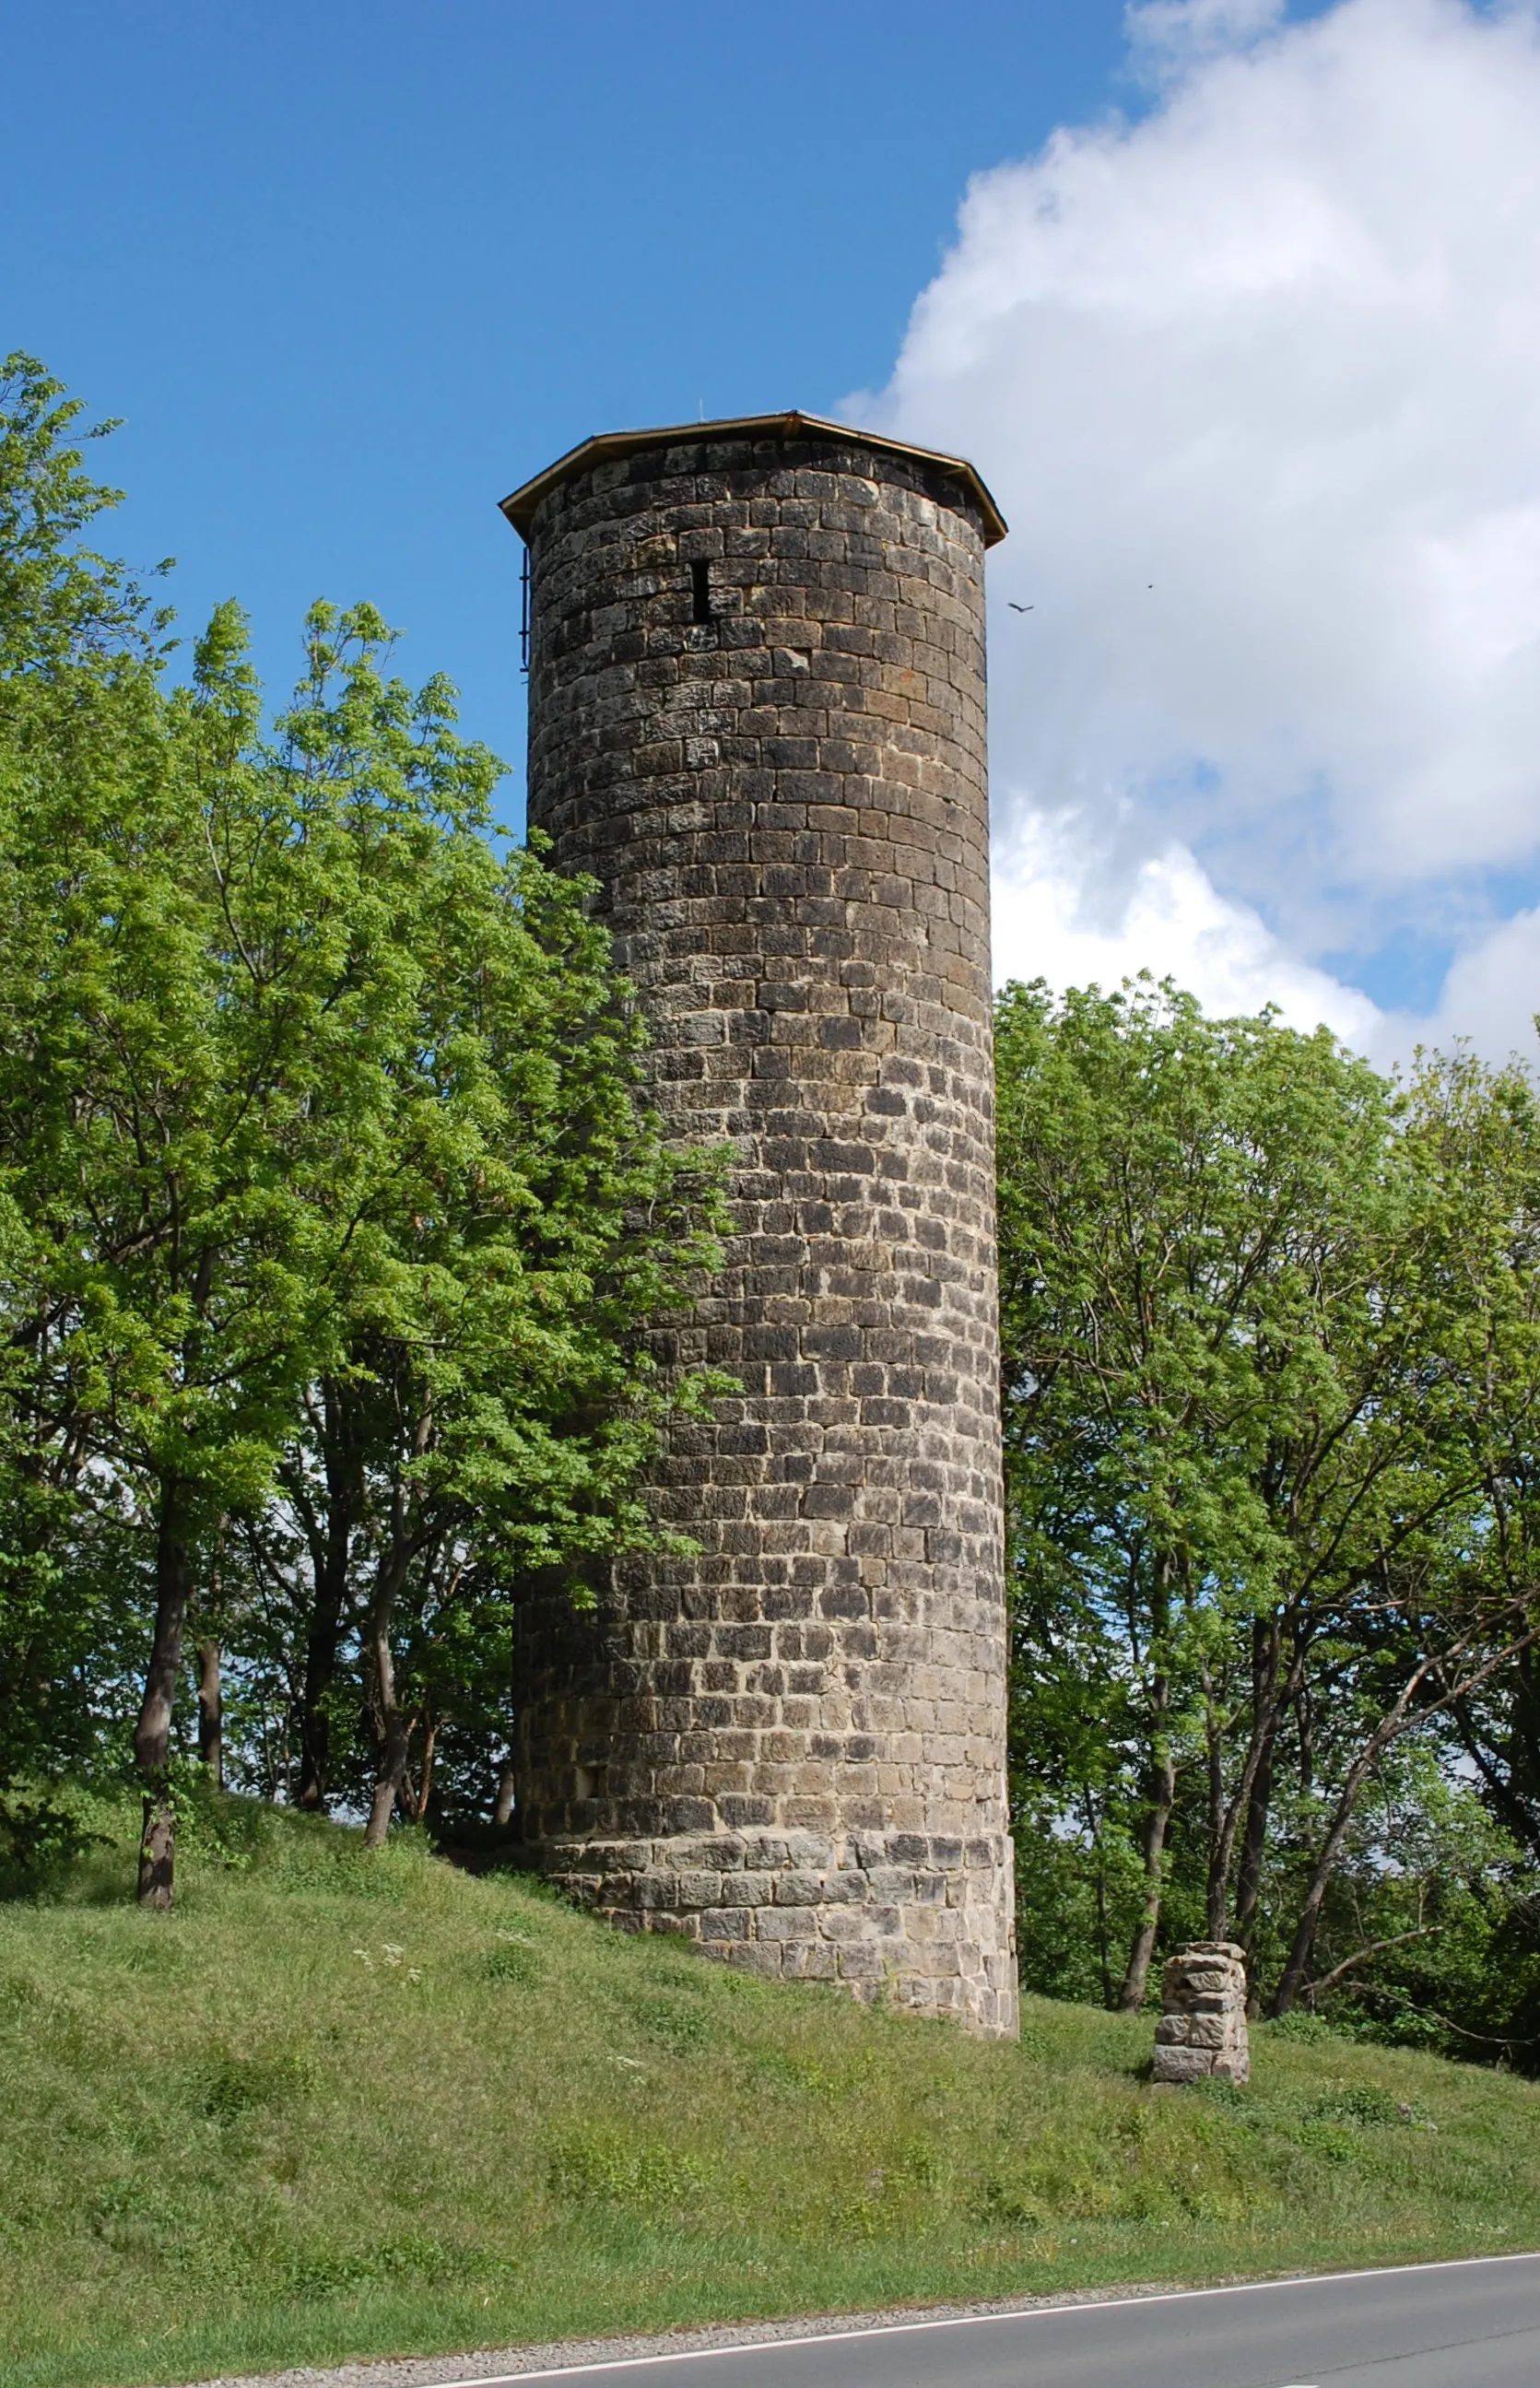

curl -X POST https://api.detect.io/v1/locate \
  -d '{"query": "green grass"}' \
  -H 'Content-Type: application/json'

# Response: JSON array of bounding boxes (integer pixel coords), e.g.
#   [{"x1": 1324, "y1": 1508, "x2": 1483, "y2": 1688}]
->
[{"x1": 2, "y1": 1792, "x2": 1539, "y2": 2388}]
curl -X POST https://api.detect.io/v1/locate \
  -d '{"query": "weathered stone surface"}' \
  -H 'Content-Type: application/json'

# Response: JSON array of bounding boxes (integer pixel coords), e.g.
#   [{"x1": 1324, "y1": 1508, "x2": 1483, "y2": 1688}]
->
[
  {"x1": 1149, "y1": 2045, "x2": 1215, "y2": 2084},
  {"x1": 1152, "y1": 1942, "x2": 1250, "y2": 2086},
  {"x1": 510, "y1": 424, "x2": 1017, "y2": 2038}
]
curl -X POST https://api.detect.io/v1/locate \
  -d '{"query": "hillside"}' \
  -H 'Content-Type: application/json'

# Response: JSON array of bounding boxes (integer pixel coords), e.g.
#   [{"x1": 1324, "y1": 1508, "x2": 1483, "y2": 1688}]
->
[{"x1": 2, "y1": 1794, "x2": 1539, "y2": 2388}]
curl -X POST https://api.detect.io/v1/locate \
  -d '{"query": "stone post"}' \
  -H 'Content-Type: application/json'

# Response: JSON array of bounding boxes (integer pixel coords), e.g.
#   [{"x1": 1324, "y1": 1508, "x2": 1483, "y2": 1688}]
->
[{"x1": 1152, "y1": 1941, "x2": 1251, "y2": 2084}]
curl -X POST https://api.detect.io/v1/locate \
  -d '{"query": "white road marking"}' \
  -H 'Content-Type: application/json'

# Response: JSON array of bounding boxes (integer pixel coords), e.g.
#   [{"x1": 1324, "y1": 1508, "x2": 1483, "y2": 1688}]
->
[{"x1": 428, "y1": 2250, "x2": 1540, "y2": 2388}]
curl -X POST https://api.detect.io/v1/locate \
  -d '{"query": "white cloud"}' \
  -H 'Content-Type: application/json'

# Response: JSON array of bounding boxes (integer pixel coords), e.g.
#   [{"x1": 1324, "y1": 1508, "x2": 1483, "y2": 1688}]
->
[
  {"x1": 1130, "y1": 0, "x2": 1288, "y2": 79},
  {"x1": 1422, "y1": 903, "x2": 1540, "y2": 1056},
  {"x1": 851, "y1": 0, "x2": 1540, "y2": 1058},
  {"x1": 992, "y1": 810, "x2": 1384, "y2": 1044}
]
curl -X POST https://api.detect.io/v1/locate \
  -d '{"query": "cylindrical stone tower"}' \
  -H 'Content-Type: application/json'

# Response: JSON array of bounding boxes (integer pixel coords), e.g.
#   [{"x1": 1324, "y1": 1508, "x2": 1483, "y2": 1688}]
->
[{"x1": 501, "y1": 413, "x2": 1017, "y2": 2037}]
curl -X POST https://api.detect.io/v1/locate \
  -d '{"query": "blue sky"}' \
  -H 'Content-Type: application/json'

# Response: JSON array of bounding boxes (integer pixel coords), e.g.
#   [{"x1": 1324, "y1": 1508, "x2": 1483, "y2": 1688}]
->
[
  {"x1": 4, "y1": 0, "x2": 1535, "y2": 1059},
  {"x1": 1, "y1": 0, "x2": 1142, "y2": 781}
]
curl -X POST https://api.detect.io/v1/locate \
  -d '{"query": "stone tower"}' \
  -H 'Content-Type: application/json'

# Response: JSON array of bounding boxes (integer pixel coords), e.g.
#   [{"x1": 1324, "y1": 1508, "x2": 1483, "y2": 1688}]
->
[{"x1": 501, "y1": 413, "x2": 1017, "y2": 2038}]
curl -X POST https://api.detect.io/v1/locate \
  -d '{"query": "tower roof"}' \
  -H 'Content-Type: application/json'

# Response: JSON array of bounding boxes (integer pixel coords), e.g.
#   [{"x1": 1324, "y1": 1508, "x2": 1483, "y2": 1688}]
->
[{"x1": 499, "y1": 410, "x2": 1007, "y2": 547}]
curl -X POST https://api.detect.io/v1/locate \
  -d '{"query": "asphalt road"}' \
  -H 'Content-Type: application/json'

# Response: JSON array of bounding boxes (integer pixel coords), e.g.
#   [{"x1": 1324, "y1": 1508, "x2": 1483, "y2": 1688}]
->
[{"x1": 456, "y1": 2255, "x2": 1540, "y2": 2388}]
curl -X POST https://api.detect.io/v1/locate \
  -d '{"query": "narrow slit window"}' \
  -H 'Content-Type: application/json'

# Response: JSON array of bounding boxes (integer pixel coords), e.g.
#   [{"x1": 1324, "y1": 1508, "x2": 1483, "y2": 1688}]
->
[{"x1": 690, "y1": 559, "x2": 712, "y2": 624}]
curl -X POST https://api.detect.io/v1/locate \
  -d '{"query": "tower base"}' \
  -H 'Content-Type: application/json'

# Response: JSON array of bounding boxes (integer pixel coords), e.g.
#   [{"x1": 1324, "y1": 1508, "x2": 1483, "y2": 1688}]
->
[{"x1": 528, "y1": 1825, "x2": 1019, "y2": 2038}]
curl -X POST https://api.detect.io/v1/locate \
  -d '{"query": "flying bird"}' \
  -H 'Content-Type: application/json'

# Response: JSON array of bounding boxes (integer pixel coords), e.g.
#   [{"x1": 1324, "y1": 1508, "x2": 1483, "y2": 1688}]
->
[{"x1": 1008, "y1": 602, "x2": 1033, "y2": 612}]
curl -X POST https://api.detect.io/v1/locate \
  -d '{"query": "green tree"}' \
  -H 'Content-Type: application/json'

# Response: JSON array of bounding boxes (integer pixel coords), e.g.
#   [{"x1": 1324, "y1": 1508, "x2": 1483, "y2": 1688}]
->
[
  {"x1": 195, "y1": 610, "x2": 730, "y2": 1841},
  {"x1": 0, "y1": 597, "x2": 462, "y2": 1895},
  {"x1": 1258, "y1": 1045, "x2": 1540, "y2": 2015},
  {"x1": 0, "y1": 352, "x2": 172, "y2": 1806},
  {"x1": 995, "y1": 979, "x2": 1540, "y2": 2017},
  {"x1": 996, "y1": 978, "x2": 1405, "y2": 2002},
  {"x1": 0, "y1": 377, "x2": 729, "y2": 1896},
  {"x1": 0, "y1": 349, "x2": 168, "y2": 684}
]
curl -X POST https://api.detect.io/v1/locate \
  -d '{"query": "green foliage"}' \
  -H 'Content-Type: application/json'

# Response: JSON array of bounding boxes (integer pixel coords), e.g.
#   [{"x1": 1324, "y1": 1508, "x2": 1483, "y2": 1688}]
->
[
  {"x1": 0, "y1": 351, "x2": 169, "y2": 682},
  {"x1": 997, "y1": 977, "x2": 1398, "y2": 1603},
  {"x1": 0, "y1": 1785, "x2": 104, "y2": 1899},
  {"x1": 996, "y1": 974, "x2": 1540, "y2": 2045},
  {"x1": 0, "y1": 360, "x2": 729, "y2": 1866},
  {"x1": 547, "y1": 2128, "x2": 710, "y2": 2210}
]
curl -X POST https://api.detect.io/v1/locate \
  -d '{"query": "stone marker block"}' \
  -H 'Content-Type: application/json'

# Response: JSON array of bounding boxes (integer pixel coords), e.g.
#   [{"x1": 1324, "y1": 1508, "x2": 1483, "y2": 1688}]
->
[{"x1": 1152, "y1": 1941, "x2": 1250, "y2": 2086}]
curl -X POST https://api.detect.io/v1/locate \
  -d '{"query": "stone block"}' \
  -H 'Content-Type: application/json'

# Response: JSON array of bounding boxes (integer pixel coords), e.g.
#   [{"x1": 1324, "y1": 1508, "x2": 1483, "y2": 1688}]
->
[
  {"x1": 772, "y1": 1871, "x2": 828, "y2": 1906},
  {"x1": 728, "y1": 1943, "x2": 784, "y2": 1979},
  {"x1": 698, "y1": 1907, "x2": 750, "y2": 1942},
  {"x1": 758, "y1": 1907, "x2": 819, "y2": 1941},
  {"x1": 1151, "y1": 2044, "x2": 1216, "y2": 2085}
]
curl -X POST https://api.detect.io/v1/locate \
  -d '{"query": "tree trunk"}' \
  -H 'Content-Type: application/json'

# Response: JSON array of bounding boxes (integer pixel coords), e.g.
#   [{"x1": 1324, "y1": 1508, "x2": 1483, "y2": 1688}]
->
[
  {"x1": 138, "y1": 1795, "x2": 174, "y2": 1907},
  {"x1": 134, "y1": 1481, "x2": 194, "y2": 1907},
  {"x1": 1452, "y1": 1676, "x2": 1540, "y2": 1867},
  {"x1": 1272, "y1": 1688, "x2": 1417, "y2": 2015},
  {"x1": 195, "y1": 1639, "x2": 222, "y2": 1785},
  {"x1": 1117, "y1": 1686, "x2": 1176, "y2": 2013},
  {"x1": 1238, "y1": 1611, "x2": 1305, "y2": 1943},
  {"x1": 493, "y1": 1755, "x2": 516, "y2": 1831},
  {"x1": 362, "y1": 1539, "x2": 417, "y2": 1850},
  {"x1": 297, "y1": 1382, "x2": 365, "y2": 1811},
  {"x1": 1206, "y1": 1617, "x2": 1283, "y2": 1941},
  {"x1": 1272, "y1": 1626, "x2": 1540, "y2": 2015},
  {"x1": 1204, "y1": 1672, "x2": 1227, "y2": 1940},
  {"x1": 412, "y1": 1718, "x2": 438, "y2": 1823},
  {"x1": 1235, "y1": 1721, "x2": 1276, "y2": 1934},
  {"x1": 297, "y1": 1582, "x2": 346, "y2": 1812},
  {"x1": 1091, "y1": 1811, "x2": 1112, "y2": 2008},
  {"x1": 1271, "y1": 1782, "x2": 1363, "y2": 2016},
  {"x1": 365, "y1": 1715, "x2": 409, "y2": 1846}
]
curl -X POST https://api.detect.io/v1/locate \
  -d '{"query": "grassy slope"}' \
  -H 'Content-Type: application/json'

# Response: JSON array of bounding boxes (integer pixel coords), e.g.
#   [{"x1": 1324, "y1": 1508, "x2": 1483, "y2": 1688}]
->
[{"x1": 2, "y1": 1796, "x2": 1539, "y2": 2388}]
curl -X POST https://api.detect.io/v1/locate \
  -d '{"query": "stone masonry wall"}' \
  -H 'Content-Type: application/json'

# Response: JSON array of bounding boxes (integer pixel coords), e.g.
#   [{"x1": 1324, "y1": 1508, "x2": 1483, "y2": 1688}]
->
[{"x1": 513, "y1": 426, "x2": 1017, "y2": 2038}]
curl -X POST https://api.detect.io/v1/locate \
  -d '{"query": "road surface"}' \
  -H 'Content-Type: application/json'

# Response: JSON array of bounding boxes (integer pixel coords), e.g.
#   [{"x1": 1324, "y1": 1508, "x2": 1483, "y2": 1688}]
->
[{"x1": 447, "y1": 2254, "x2": 1540, "y2": 2388}]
